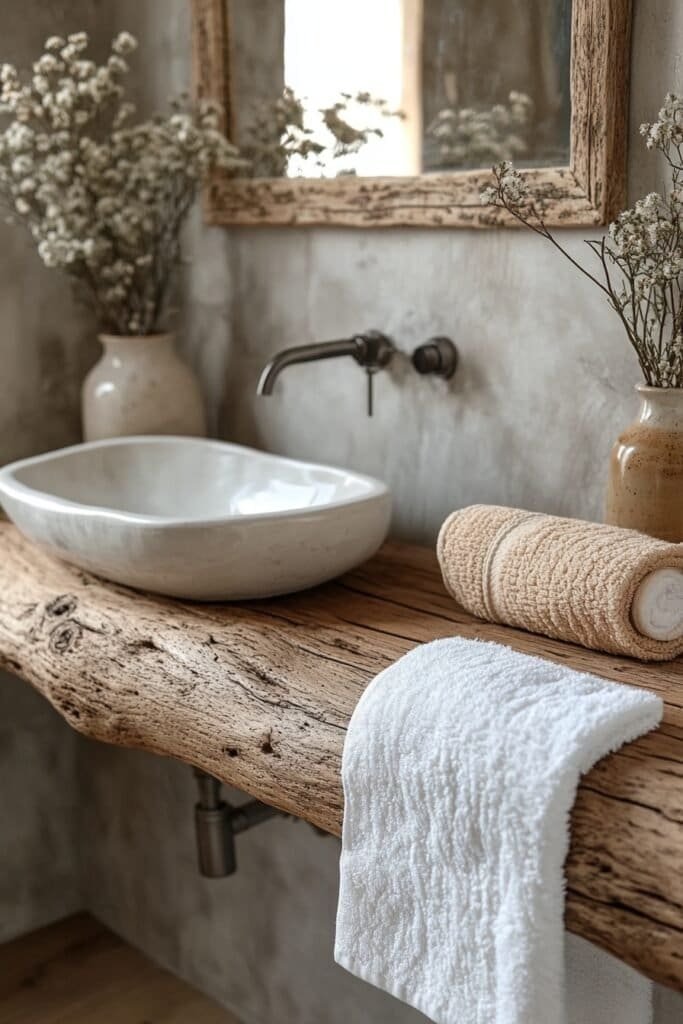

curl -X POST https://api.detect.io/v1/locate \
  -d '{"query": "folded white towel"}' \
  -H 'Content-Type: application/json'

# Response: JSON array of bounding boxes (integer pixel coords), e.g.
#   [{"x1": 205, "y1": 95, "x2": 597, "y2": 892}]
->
[{"x1": 335, "y1": 637, "x2": 662, "y2": 1024}]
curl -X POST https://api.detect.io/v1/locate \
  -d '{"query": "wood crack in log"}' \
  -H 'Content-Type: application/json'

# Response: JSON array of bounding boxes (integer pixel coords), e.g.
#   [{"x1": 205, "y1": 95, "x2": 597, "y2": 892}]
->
[
  {"x1": 579, "y1": 782, "x2": 683, "y2": 825},
  {"x1": 567, "y1": 886, "x2": 683, "y2": 935}
]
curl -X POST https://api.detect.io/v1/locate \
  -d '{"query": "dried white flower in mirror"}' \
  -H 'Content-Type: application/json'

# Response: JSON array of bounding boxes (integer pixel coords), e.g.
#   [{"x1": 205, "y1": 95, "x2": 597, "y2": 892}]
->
[
  {"x1": 241, "y1": 86, "x2": 404, "y2": 179},
  {"x1": 427, "y1": 92, "x2": 533, "y2": 171}
]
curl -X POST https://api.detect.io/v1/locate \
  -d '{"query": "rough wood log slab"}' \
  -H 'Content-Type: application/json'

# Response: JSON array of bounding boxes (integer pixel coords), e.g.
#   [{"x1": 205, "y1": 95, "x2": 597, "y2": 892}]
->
[{"x1": 0, "y1": 522, "x2": 682, "y2": 991}]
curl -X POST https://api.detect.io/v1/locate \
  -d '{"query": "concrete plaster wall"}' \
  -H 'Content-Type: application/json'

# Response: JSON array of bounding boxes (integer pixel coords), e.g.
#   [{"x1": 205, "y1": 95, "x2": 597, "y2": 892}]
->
[{"x1": 0, "y1": 0, "x2": 114, "y2": 944}]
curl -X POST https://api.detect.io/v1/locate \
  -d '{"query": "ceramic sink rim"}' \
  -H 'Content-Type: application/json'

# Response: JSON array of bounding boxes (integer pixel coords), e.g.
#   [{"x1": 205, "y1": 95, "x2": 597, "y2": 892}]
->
[{"x1": 0, "y1": 435, "x2": 389, "y2": 529}]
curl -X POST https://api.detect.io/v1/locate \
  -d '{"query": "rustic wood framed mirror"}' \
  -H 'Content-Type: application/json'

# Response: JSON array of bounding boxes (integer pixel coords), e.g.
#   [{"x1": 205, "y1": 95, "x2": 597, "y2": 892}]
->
[{"x1": 191, "y1": 0, "x2": 631, "y2": 228}]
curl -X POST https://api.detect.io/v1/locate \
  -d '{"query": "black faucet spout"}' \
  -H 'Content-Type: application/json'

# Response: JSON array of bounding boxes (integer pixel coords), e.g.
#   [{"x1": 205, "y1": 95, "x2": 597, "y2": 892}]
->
[{"x1": 256, "y1": 330, "x2": 395, "y2": 396}]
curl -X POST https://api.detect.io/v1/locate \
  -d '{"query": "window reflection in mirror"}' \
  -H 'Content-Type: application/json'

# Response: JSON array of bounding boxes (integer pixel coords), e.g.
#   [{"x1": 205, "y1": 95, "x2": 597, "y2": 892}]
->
[{"x1": 227, "y1": 0, "x2": 572, "y2": 179}]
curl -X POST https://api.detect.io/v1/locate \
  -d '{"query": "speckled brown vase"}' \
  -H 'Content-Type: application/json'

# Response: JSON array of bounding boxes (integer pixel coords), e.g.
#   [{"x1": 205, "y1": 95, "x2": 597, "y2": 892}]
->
[
  {"x1": 82, "y1": 333, "x2": 206, "y2": 442},
  {"x1": 605, "y1": 384, "x2": 683, "y2": 541}
]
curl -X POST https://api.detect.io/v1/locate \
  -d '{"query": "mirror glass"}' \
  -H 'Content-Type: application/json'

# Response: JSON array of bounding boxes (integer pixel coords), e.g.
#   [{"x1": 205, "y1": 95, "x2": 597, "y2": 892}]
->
[{"x1": 227, "y1": 0, "x2": 572, "y2": 179}]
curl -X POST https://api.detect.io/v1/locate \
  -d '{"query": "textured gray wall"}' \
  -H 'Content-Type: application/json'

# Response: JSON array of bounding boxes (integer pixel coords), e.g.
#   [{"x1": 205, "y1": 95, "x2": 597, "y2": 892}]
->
[
  {"x1": 80, "y1": 743, "x2": 428, "y2": 1024},
  {"x1": 0, "y1": 0, "x2": 114, "y2": 944},
  {"x1": 0, "y1": 674, "x2": 80, "y2": 942},
  {"x1": 1, "y1": 1, "x2": 682, "y2": 1022},
  {"x1": 0, "y1": 1, "x2": 112, "y2": 466}
]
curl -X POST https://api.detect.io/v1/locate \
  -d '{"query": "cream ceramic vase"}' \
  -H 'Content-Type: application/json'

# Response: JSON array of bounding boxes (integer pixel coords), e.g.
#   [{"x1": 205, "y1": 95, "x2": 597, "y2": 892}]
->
[
  {"x1": 605, "y1": 384, "x2": 683, "y2": 542},
  {"x1": 82, "y1": 333, "x2": 207, "y2": 442}
]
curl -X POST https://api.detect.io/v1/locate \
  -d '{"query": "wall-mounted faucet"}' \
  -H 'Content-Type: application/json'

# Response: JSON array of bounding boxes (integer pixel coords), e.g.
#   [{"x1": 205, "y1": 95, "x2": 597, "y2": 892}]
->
[
  {"x1": 257, "y1": 331, "x2": 458, "y2": 417},
  {"x1": 257, "y1": 330, "x2": 395, "y2": 416}
]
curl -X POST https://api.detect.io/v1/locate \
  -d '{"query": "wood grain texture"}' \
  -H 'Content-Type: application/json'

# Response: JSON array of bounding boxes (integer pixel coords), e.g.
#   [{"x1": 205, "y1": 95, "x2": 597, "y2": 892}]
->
[
  {"x1": 191, "y1": 0, "x2": 231, "y2": 130},
  {"x1": 0, "y1": 913, "x2": 239, "y2": 1022},
  {"x1": 191, "y1": 0, "x2": 631, "y2": 228},
  {"x1": 571, "y1": 0, "x2": 632, "y2": 221},
  {"x1": 1, "y1": 524, "x2": 682, "y2": 990},
  {"x1": 202, "y1": 166, "x2": 602, "y2": 229}
]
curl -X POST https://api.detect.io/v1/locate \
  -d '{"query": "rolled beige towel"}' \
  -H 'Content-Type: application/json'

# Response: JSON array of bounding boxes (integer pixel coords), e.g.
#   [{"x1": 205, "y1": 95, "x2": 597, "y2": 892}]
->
[{"x1": 437, "y1": 505, "x2": 683, "y2": 661}]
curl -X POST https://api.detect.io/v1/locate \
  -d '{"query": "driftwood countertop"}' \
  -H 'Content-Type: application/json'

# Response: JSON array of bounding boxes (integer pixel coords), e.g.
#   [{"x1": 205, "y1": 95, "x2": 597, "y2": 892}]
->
[{"x1": 1, "y1": 521, "x2": 682, "y2": 991}]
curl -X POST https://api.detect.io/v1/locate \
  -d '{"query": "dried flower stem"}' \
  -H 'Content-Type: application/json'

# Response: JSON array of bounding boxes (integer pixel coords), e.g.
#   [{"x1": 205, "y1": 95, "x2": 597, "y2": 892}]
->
[{"x1": 481, "y1": 93, "x2": 683, "y2": 387}]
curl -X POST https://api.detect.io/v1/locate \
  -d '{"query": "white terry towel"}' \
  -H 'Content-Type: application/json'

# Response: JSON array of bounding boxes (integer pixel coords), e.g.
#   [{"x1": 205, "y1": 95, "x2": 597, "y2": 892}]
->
[{"x1": 335, "y1": 637, "x2": 662, "y2": 1024}]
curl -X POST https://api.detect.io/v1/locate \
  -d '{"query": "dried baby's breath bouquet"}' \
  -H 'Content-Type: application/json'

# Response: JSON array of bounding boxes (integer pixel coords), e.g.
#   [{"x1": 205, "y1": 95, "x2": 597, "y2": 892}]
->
[
  {"x1": 481, "y1": 93, "x2": 683, "y2": 387},
  {"x1": 0, "y1": 31, "x2": 243, "y2": 335},
  {"x1": 427, "y1": 91, "x2": 533, "y2": 171}
]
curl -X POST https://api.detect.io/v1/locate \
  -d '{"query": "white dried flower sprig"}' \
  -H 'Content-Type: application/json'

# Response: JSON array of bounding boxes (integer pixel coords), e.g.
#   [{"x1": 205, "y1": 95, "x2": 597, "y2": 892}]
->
[
  {"x1": 0, "y1": 31, "x2": 244, "y2": 335},
  {"x1": 427, "y1": 92, "x2": 532, "y2": 170},
  {"x1": 242, "y1": 86, "x2": 404, "y2": 179},
  {"x1": 480, "y1": 94, "x2": 683, "y2": 388}
]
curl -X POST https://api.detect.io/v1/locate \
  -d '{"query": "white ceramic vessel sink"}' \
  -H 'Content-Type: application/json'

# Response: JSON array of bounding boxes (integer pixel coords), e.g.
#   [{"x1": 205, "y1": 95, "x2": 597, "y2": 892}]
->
[{"x1": 0, "y1": 437, "x2": 391, "y2": 600}]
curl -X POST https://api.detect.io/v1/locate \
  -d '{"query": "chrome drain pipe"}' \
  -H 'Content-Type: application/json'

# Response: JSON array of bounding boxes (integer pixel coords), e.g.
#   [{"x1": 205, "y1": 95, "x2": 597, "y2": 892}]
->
[{"x1": 193, "y1": 768, "x2": 280, "y2": 877}]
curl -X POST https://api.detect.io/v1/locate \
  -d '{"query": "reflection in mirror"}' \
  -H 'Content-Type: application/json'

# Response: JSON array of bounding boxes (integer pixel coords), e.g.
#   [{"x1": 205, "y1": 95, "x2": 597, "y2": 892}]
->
[{"x1": 227, "y1": 0, "x2": 572, "y2": 179}]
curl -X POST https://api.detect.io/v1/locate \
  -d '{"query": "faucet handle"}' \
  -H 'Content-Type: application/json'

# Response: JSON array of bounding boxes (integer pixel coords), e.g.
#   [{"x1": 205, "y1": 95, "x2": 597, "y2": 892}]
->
[
  {"x1": 411, "y1": 337, "x2": 458, "y2": 379},
  {"x1": 353, "y1": 330, "x2": 395, "y2": 372},
  {"x1": 366, "y1": 366, "x2": 387, "y2": 417},
  {"x1": 353, "y1": 332, "x2": 395, "y2": 417}
]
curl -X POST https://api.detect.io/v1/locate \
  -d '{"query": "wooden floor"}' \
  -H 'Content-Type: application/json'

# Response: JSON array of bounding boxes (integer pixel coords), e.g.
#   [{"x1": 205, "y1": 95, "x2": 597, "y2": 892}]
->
[{"x1": 0, "y1": 913, "x2": 240, "y2": 1023}]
